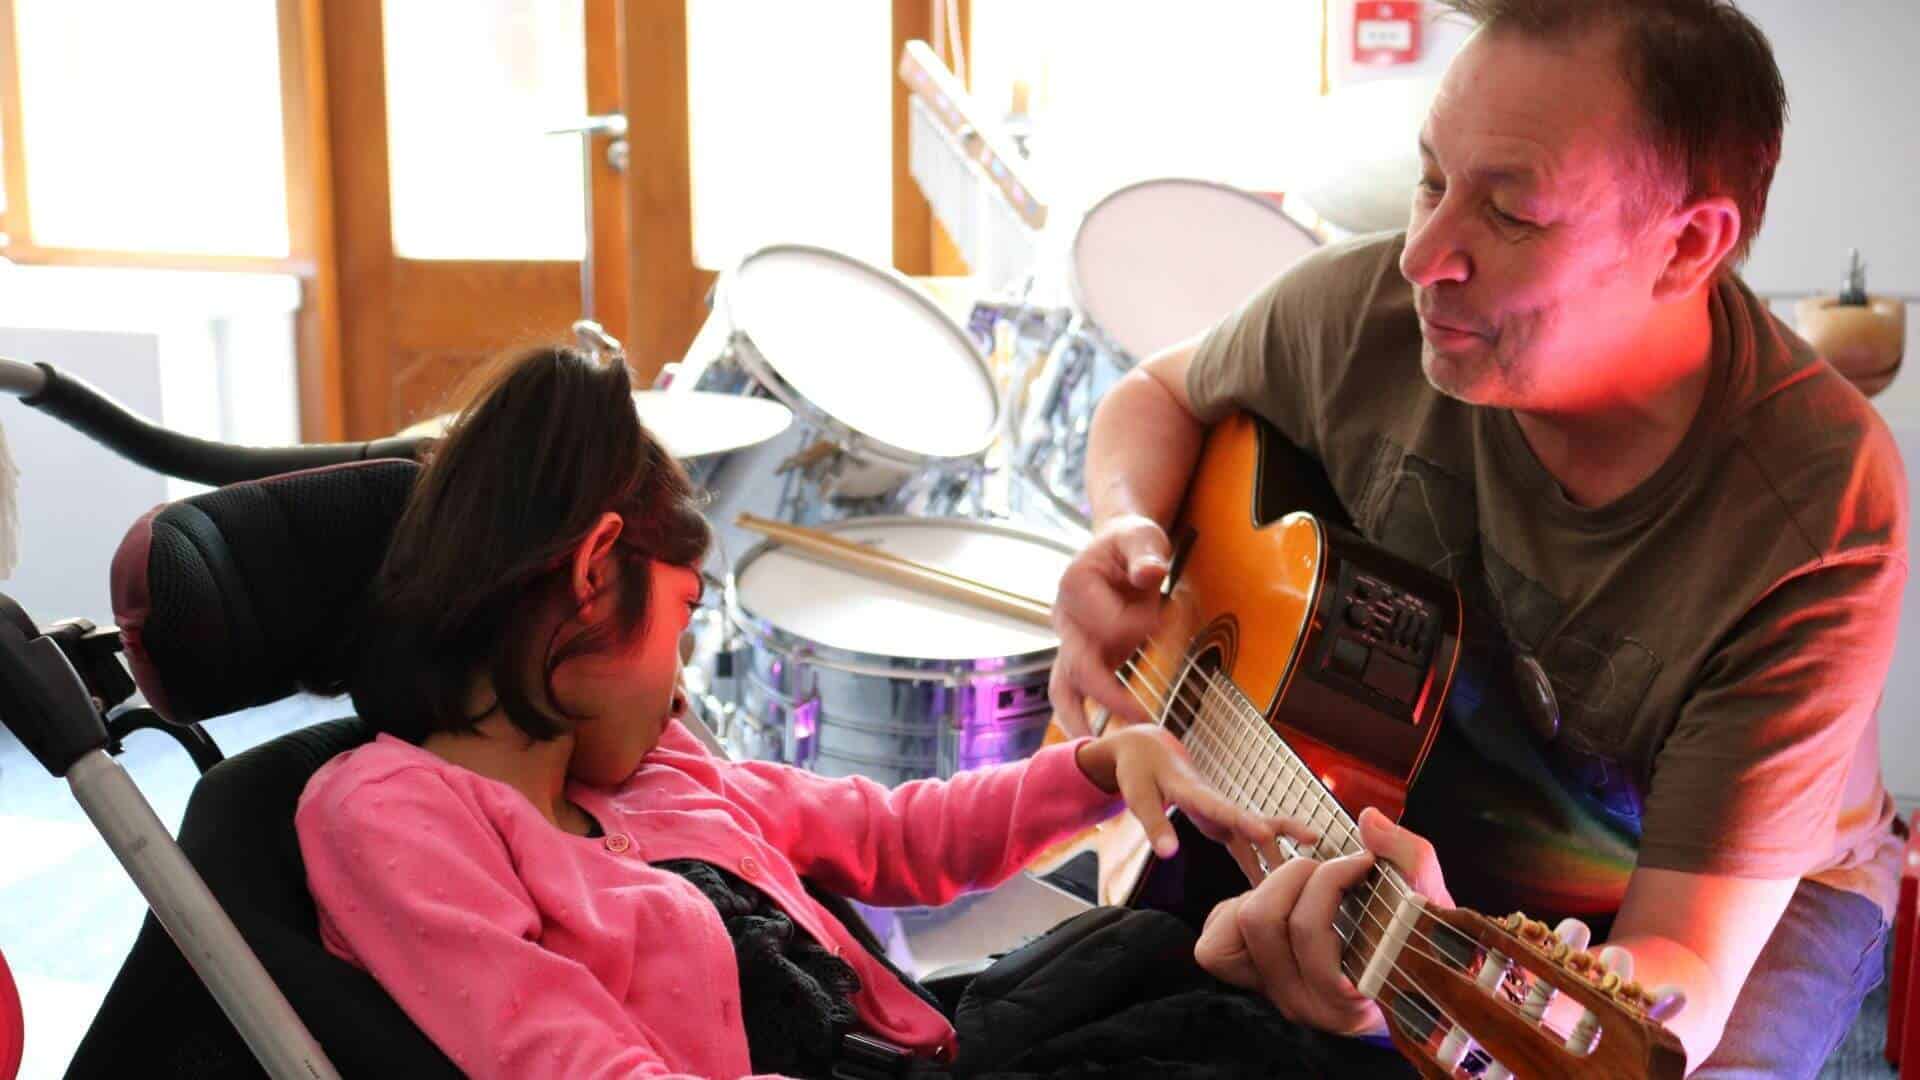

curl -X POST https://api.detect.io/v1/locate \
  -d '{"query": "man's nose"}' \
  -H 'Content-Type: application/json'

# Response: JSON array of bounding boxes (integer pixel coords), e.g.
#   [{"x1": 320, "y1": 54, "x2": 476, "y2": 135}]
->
[{"x1": 1401, "y1": 204, "x2": 1472, "y2": 287}]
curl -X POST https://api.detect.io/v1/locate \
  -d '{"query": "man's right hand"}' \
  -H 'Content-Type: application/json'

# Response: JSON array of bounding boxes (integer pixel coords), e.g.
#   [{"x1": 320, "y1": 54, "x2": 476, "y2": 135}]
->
[{"x1": 1048, "y1": 513, "x2": 1174, "y2": 737}]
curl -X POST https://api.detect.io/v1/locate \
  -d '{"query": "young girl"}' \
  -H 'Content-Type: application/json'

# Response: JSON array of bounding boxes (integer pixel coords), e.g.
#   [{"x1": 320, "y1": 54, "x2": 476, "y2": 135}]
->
[{"x1": 295, "y1": 345, "x2": 1302, "y2": 1079}]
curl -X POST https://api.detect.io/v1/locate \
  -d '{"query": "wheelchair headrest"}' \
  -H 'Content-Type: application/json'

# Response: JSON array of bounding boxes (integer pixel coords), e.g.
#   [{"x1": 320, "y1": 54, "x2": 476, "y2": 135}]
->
[{"x1": 110, "y1": 459, "x2": 419, "y2": 722}]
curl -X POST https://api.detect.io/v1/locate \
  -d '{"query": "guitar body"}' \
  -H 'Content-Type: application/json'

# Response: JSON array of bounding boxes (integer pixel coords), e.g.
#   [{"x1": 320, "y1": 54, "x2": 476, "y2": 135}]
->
[
  {"x1": 1033, "y1": 412, "x2": 1685, "y2": 1078},
  {"x1": 1113, "y1": 411, "x2": 1463, "y2": 921}
]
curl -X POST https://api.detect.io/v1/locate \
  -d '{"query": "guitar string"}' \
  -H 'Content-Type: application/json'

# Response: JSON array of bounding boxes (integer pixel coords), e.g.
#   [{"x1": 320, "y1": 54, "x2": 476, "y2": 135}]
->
[
  {"x1": 1118, "y1": 656, "x2": 1583, "y2": 1053},
  {"x1": 1122, "y1": 647, "x2": 1494, "y2": 972},
  {"x1": 1114, "y1": 653, "x2": 1587, "y2": 1047},
  {"x1": 1119, "y1": 651, "x2": 1559, "y2": 1012},
  {"x1": 1119, "y1": 651, "x2": 1455, "y2": 970},
  {"x1": 1119, "y1": 655, "x2": 1502, "y2": 1001},
  {"x1": 1119, "y1": 649, "x2": 1458, "y2": 960}
]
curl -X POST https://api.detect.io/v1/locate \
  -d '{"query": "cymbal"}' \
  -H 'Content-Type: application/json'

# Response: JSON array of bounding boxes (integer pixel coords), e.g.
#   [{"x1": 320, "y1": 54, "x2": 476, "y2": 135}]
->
[
  {"x1": 400, "y1": 390, "x2": 794, "y2": 460},
  {"x1": 1289, "y1": 76, "x2": 1440, "y2": 236}
]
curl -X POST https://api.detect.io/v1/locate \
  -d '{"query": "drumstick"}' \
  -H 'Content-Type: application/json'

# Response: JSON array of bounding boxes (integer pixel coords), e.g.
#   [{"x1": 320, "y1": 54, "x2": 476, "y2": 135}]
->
[{"x1": 735, "y1": 513, "x2": 1054, "y2": 627}]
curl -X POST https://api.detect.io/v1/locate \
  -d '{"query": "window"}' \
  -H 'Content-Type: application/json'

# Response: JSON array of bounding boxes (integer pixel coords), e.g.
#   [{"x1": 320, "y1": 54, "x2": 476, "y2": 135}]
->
[
  {"x1": 686, "y1": 0, "x2": 892, "y2": 271},
  {"x1": 382, "y1": 0, "x2": 587, "y2": 261},
  {"x1": 10, "y1": 0, "x2": 290, "y2": 256}
]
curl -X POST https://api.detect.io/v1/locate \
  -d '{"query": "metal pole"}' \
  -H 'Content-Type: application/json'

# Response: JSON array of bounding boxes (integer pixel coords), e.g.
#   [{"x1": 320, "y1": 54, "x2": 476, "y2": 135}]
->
[
  {"x1": 546, "y1": 115, "x2": 629, "y2": 359},
  {"x1": 579, "y1": 132, "x2": 597, "y2": 326},
  {"x1": 66, "y1": 752, "x2": 341, "y2": 1080}
]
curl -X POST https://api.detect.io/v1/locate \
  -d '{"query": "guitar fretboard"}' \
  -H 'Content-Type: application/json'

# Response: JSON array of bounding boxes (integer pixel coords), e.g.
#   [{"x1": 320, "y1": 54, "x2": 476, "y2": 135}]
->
[
  {"x1": 1169, "y1": 665, "x2": 1363, "y2": 859},
  {"x1": 1154, "y1": 659, "x2": 1412, "y2": 978}
]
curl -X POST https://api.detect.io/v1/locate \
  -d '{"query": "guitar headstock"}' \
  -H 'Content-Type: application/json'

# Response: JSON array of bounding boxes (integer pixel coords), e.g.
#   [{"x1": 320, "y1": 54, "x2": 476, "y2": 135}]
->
[{"x1": 1371, "y1": 904, "x2": 1686, "y2": 1079}]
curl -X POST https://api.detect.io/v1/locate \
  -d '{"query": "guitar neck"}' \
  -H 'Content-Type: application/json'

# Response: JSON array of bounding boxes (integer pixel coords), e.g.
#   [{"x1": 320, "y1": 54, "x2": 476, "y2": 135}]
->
[
  {"x1": 1171, "y1": 669, "x2": 1363, "y2": 859},
  {"x1": 1165, "y1": 665, "x2": 1412, "y2": 979}
]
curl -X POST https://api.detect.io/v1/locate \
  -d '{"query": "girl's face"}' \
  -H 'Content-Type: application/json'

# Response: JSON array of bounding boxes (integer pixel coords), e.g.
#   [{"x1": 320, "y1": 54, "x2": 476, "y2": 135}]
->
[{"x1": 560, "y1": 559, "x2": 703, "y2": 786}]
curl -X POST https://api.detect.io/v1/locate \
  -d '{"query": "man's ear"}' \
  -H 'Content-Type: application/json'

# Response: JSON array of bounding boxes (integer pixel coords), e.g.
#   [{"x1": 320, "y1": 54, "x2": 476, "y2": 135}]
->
[
  {"x1": 1654, "y1": 194, "x2": 1741, "y2": 300},
  {"x1": 568, "y1": 512, "x2": 626, "y2": 620}
]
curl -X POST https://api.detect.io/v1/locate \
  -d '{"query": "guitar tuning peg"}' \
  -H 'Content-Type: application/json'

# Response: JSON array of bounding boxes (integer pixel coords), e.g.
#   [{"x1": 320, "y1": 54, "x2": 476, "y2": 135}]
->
[
  {"x1": 1647, "y1": 986, "x2": 1688, "y2": 1023},
  {"x1": 1595, "y1": 946, "x2": 1633, "y2": 996},
  {"x1": 1554, "y1": 918, "x2": 1593, "y2": 952},
  {"x1": 1621, "y1": 979, "x2": 1646, "y2": 1005},
  {"x1": 1598, "y1": 945, "x2": 1635, "y2": 979}
]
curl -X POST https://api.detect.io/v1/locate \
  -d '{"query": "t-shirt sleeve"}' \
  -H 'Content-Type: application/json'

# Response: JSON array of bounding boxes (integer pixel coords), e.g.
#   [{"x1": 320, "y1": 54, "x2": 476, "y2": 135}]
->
[
  {"x1": 1185, "y1": 235, "x2": 1388, "y2": 456},
  {"x1": 714, "y1": 739, "x2": 1122, "y2": 907},
  {"x1": 296, "y1": 769, "x2": 754, "y2": 1080},
  {"x1": 1636, "y1": 552, "x2": 1907, "y2": 878}
]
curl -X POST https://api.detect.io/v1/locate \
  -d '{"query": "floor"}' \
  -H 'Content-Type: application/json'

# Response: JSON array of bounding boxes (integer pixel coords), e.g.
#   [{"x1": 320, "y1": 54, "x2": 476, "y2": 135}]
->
[{"x1": 0, "y1": 693, "x2": 1903, "y2": 1079}]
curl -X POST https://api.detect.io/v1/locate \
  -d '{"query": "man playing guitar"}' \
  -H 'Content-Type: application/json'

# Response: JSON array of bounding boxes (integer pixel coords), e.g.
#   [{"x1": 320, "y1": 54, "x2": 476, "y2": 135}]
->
[{"x1": 1048, "y1": 1, "x2": 1907, "y2": 1075}]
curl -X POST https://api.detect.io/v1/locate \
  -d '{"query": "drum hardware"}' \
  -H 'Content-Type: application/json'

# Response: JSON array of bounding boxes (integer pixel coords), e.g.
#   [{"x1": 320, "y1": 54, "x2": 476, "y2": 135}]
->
[
  {"x1": 995, "y1": 177, "x2": 1322, "y2": 539},
  {"x1": 571, "y1": 319, "x2": 623, "y2": 359},
  {"x1": 546, "y1": 113, "x2": 630, "y2": 361}
]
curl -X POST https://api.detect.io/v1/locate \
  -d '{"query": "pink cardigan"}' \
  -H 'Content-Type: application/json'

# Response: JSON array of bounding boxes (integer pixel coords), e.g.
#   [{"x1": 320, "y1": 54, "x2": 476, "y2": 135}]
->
[{"x1": 295, "y1": 722, "x2": 1119, "y2": 1079}]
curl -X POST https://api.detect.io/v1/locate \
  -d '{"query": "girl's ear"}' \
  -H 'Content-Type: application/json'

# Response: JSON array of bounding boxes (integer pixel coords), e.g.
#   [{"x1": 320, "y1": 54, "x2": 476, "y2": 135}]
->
[{"x1": 568, "y1": 512, "x2": 626, "y2": 621}]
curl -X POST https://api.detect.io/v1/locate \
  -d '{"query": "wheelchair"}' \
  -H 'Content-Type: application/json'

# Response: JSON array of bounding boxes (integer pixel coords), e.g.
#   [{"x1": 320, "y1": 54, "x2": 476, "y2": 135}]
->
[{"x1": 0, "y1": 358, "x2": 976, "y2": 1079}]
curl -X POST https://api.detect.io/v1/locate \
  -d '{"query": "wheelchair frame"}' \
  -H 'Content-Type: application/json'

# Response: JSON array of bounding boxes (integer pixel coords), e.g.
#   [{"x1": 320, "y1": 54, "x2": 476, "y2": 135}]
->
[{"x1": 0, "y1": 353, "x2": 432, "y2": 1080}]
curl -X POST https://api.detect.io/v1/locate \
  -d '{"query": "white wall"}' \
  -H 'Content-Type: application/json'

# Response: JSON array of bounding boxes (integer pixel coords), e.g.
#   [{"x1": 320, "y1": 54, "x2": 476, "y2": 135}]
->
[
  {"x1": 1737, "y1": 0, "x2": 1920, "y2": 804},
  {"x1": 0, "y1": 264, "x2": 301, "y2": 626}
]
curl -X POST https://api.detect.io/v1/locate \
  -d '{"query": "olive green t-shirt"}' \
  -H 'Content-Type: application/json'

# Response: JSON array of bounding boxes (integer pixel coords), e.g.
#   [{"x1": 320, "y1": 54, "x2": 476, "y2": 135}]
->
[{"x1": 1189, "y1": 231, "x2": 1908, "y2": 922}]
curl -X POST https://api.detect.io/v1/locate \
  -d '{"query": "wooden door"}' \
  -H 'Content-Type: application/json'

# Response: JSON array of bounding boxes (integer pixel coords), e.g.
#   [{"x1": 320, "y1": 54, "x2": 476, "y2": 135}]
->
[
  {"x1": 324, "y1": 0, "x2": 607, "y2": 440},
  {"x1": 325, "y1": 0, "x2": 958, "y2": 439}
]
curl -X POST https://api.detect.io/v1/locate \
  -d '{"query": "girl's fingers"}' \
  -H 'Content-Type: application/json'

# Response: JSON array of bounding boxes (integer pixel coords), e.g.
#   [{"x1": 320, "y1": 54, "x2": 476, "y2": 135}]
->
[
  {"x1": 1165, "y1": 773, "x2": 1315, "y2": 867},
  {"x1": 1114, "y1": 766, "x2": 1178, "y2": 858}
]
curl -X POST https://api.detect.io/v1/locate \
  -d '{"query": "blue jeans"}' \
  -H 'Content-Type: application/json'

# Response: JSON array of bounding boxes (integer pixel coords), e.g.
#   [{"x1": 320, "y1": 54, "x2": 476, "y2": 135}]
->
[{"x1": 1691, "y1": 878, "x2": 1889, "y2": 1079}]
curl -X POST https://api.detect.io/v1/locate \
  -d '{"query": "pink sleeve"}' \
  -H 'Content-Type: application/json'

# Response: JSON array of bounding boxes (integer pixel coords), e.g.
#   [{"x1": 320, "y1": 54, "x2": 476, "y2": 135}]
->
[
  {"x1": 296, "y1": 767, "x2": 783, "y2": 1080},
  {"x1": 718, "y1": 739, "x2": 1122, "y2": 906}
]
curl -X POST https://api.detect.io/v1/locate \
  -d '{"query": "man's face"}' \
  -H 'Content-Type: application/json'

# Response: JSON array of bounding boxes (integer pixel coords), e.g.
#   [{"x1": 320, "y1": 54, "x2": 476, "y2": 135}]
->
[{"x1": 1402, "y1": 27, "x2": 1678, "y2": 410}]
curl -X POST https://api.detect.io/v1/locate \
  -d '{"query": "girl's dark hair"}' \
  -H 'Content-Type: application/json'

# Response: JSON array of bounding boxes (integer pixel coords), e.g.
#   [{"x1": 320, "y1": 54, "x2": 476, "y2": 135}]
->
[{"x1": 351, "y1": 345, "x2": 711, "y2": 744}]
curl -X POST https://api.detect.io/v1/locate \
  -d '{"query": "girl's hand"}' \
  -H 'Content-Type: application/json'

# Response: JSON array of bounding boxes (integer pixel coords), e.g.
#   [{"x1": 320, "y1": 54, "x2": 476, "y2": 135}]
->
[{"x1": 1075, "y1": 726, "x2": 1313, "y2": 881}]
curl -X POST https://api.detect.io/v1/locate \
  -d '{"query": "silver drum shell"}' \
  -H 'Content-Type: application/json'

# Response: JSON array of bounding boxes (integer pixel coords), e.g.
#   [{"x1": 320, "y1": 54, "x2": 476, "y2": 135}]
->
[{"x1": 726, "y1": 517, "x2": 1067, "y2": 786}]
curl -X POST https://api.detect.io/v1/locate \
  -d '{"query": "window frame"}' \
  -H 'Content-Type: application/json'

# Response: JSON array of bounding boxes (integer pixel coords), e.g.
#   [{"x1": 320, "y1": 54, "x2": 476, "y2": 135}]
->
[{"x1": 0, "y1": 0, "x2": 327, "y2": 275}]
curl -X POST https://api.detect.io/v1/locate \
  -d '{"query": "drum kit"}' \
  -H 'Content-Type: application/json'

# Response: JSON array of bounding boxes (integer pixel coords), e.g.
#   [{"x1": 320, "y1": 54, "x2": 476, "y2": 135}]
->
[{"x1": 410, "y1": 178, "x2": 1324, "y2": 785}]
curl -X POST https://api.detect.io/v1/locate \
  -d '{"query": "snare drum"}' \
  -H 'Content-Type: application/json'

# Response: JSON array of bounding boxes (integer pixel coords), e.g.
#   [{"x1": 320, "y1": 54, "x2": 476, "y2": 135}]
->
[
  {"x1": 669, "y1": 243, "x2": 999, "y2": 512},
  {"x1": 726, "y1": 516, "x2": 1072, "y2": 786},
  {"x1": 1010, "y1": 178, "x2": 1320, "y2": 532}
]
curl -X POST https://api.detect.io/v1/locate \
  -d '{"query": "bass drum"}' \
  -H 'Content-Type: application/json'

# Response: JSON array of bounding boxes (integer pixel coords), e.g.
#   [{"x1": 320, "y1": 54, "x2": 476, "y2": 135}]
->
[
  {"x1": 1008, "y1": 178, "x2": 1320, "y2": 535},
  {"x1": 726, "y1": 516, "x2": 1072, "y2": 785}
]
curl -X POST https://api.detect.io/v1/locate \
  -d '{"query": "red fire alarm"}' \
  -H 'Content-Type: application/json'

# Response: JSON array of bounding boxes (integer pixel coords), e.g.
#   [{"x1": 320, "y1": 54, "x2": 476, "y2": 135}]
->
[{"x1": 1353, "y1": 1, "x2": 1422, "y2": 66}]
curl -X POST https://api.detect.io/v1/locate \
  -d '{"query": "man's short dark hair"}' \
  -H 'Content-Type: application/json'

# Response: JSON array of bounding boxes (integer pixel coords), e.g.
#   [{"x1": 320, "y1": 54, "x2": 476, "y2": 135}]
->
[{"x1": 1437, "y1": 0, "x2": 1787, "y2": 268}]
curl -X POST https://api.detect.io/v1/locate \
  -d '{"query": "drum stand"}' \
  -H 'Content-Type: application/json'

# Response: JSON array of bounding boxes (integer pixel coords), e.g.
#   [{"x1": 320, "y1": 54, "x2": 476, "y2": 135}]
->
[{"x1": 548, "y1": 115, "x2": 629, "y2": 362}]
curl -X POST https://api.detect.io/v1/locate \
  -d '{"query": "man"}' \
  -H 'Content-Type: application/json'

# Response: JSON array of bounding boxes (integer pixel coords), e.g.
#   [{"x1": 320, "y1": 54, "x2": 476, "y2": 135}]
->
[{"x1": 1047, "y1": 1, "x2": 1906, "y2": 1074}]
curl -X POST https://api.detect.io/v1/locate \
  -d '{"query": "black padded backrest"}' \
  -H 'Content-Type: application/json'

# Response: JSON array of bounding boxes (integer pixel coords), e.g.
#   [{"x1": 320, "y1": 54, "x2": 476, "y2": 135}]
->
[
  {"x1": 67, "y1": 718, "x2": 460, "y2": 1079},
  {"x1": 111, "y1": 460, "x2": 419, "y2": 722}
]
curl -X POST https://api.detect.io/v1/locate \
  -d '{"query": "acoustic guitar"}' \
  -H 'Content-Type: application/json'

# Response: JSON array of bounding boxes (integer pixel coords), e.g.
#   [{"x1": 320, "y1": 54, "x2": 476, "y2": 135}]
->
[{"x1": 1048, "y1": 411, "x2": 1684, "y2": 1080}]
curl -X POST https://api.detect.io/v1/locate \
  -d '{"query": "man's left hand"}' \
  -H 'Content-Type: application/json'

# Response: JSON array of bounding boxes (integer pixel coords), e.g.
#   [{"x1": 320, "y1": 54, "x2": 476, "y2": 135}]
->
[{"x1": 1194, "y1": 807, "x2": 1452, "y2": 1037}]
